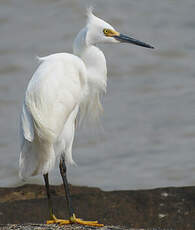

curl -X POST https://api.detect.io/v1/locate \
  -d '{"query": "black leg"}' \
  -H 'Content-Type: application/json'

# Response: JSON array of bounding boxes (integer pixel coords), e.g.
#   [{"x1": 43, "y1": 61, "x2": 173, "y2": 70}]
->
[
  {"x1": 59, "y1": 155, "x2": 74, "y2": 218},
  {"x1": 43, "y1": 173, "x2": 55, "y2": 219},
  {"x1": 44, "y1": 155, "x2": 103, "y2": 227}
]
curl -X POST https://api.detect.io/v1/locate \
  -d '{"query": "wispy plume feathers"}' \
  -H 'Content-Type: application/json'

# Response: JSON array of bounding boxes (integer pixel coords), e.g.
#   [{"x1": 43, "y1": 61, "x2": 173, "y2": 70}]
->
[{"x1": 86, "y1": 5, "x2": 96, "y2": 23}]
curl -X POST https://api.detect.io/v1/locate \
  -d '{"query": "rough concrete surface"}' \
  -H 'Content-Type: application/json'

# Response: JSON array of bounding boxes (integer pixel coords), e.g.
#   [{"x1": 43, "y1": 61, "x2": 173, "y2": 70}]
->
[{"x1": 0, "y1": 223, "x2": 131, "y2": 230}]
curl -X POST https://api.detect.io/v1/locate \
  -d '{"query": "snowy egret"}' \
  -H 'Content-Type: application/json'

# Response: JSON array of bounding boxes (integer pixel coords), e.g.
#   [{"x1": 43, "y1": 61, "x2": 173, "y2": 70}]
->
[{"x1": 19, "y1": 9, "x2": 154, "y2": 227}]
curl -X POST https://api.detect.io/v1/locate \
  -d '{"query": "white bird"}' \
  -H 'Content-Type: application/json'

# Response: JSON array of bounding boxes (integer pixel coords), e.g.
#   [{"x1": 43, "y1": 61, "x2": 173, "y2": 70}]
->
[{"x1": 19, "y1": 9, "x2": 154, "y2": 227}]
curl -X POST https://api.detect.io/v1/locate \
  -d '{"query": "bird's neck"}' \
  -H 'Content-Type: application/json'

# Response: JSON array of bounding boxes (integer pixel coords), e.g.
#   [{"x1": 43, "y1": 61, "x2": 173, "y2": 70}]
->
[
  {"x1": 73, "y1": 28, "x2": 107, "y2": 93},
  {"x1": 73, "y1": 28, "x2": 107, "y2": 90},
  {"x1": 73, "y1": 27, "x2": 107, "y2": 122}
]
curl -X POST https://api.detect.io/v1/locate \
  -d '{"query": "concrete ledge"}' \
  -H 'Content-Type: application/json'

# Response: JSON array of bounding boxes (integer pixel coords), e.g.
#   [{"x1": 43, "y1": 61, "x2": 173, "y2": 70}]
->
[{"x1": 0, "y1": 184, "x2": 194, "y2": 230}]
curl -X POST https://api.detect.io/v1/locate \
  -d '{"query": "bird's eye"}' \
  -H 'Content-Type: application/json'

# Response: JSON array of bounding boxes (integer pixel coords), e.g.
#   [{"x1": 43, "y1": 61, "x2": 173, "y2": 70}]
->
[{"x1": 103, "y1": 29, "x2": 109, "y2": 35}]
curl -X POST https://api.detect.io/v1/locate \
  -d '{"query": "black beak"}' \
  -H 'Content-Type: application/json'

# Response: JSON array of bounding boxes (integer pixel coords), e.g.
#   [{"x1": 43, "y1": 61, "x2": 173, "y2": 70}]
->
[{"x1": 114, "y1": 34, "x2": 154, "y2": 49}]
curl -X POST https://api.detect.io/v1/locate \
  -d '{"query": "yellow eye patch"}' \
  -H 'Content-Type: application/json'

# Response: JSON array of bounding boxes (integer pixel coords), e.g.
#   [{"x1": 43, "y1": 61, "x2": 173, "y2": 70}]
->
[{"x1": 103, "y1": 29, "x2": 119, "y2": 37}]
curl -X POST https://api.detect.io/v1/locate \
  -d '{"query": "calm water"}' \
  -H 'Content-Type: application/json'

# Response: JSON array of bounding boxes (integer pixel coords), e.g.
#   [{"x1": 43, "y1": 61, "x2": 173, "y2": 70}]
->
[{"x1": 0, "y1": 0, "x2": 195, "y2": 191}]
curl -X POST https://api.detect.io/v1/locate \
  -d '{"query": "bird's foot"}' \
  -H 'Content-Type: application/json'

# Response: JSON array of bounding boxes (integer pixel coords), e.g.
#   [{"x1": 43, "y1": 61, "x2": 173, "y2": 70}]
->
[
  {"x1": 46, "y1": 214, "x2": 70, "y2": 225},
  {"x1": 68, "y1": 214, "x2": 104, "y2": 227},
  {"x1": 46, "y1": 213, "x2": 104, "y2": 227}
]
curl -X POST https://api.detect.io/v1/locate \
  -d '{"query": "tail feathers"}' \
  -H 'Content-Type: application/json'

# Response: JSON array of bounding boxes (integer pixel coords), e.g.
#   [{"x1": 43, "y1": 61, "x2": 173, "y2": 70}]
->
[{"x1": 19, "y1": 139, "x2": 56, "y2": 179}]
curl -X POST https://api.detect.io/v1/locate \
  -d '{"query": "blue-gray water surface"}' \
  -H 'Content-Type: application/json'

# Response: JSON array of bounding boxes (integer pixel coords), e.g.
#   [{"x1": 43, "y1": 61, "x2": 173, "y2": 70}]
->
[{"x1": 0, "y1": 0, "x2": 195, "y2": 191}]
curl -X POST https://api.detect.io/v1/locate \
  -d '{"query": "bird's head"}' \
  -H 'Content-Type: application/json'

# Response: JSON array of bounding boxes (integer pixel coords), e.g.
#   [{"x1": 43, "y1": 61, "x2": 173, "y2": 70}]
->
[{"x1": 86, "y1": 8, "x2": 154, "y2": 49}]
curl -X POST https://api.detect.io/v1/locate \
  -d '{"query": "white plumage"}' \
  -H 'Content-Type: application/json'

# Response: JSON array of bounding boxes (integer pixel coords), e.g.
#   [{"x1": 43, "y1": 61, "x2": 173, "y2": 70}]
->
[
  {"x1": 19, "y1": 11, "x2": 109, "y2": 178},
  {"x1": 19, "y1": 9, "x2": 153, "y2": 180}
]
